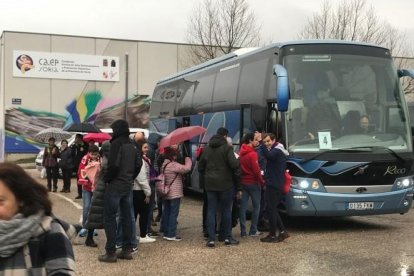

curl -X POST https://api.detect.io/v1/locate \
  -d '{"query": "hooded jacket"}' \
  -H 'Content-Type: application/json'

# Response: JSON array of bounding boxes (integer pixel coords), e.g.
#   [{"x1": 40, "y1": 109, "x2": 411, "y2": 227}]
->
[
  {"x1": 198, "y1": 134, "x2": 240, "y2": 192},
  {"x1": 104, "y1": 120, "x2": 142, "y2": 192},
  {"x1": 239, "y1": 144, "x2": 264, "y2": 186}
]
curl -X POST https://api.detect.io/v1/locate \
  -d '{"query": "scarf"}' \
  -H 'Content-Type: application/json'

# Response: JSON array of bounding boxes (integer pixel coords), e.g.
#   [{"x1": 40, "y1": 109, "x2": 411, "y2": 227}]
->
[{"x1": 0, "y1": 212, "x2": 51, "y2": 258}]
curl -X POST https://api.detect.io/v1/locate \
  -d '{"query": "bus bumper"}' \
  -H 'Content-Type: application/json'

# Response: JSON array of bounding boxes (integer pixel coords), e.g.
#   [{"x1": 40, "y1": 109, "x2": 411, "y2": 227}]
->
[{"x1": 286, "y1": 188, "x2": 413, "y2": 216}]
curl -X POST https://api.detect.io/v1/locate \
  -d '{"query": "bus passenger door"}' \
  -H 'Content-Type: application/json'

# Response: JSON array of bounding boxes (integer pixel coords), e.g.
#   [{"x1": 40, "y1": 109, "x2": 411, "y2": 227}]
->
[{"x1": 240, "y1": 104, "x2": 252, "y2": 142}]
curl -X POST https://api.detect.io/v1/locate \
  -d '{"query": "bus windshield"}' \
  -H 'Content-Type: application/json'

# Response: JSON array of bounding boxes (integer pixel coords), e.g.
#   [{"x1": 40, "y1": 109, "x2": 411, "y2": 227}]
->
[{"x1": 284, "y1": 52, "x2": 410, "y2": 153}]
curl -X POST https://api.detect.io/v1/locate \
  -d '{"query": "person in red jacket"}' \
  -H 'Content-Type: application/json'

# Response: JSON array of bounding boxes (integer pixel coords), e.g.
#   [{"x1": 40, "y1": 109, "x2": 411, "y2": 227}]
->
[{"x1": 238, "y1": 133, "x2": 265, "y2": 237}]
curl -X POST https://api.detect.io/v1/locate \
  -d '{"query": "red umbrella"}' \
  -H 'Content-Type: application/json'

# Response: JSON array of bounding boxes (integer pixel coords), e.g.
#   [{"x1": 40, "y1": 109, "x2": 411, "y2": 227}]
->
[
  {"x1": 83, "y1": 132, "x2": 112, "y2": 143},
  {"x1": 159, "y1": 126, "x2": 207, "y2": 149}
]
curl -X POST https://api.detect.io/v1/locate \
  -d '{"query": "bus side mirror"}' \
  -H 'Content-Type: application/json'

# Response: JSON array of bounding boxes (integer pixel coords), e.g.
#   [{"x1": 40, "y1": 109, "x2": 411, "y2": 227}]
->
[
  {"x1": 273, "y1": 64, "x2": 289, "y2": 112},
  {"x1": 397, "y1": 69, "x2": 414, "y2": 79}
]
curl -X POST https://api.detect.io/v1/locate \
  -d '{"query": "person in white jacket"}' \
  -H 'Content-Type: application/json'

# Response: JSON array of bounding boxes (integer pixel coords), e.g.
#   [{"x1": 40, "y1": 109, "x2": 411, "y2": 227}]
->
[{"x1": 133, "y1": 139, "x2": 156, "y2": 243}]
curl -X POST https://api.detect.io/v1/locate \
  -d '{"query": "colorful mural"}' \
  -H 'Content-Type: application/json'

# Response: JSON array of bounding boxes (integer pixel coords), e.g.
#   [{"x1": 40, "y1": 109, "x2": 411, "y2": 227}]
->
[{"x1": 5, "y1": 90, "x2": 150, "y2": 153}]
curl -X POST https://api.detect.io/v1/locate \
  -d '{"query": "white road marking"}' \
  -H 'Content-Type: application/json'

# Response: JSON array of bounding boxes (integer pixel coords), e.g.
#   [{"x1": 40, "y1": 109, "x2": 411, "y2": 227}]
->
[{"x1": 50, "y1": 192, "x2": 83, "y2": 210}]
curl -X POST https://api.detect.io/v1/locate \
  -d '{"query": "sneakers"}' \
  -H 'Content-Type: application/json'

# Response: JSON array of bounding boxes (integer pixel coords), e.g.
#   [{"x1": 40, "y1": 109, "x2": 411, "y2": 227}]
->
[
  {"x1": 278, "y1": 231, "x2": 290, "y2": 242},
  {"x1": 78, "y1": 229, "x2": 87, "y2": 237},
  {"x1": 115, "y1": 244, "x2": 122, "y2": 250},
  {"x1": 140, "y1": 235, "x2": 156, "y2": 243},
  {"x1": 224, "y1": 238, "x2": 239, "y2": 246},
  {"x1": 260, "y1": 235, "x2": 279, "y2": 243},
  {"x1": 98, "y1": 252, "x2": 117, "y2": 263},
  {"x1": 117, "y1": 249, "x2": 133, "y2": 260},
  {"x1": 163, "y1": 236, "x2": 182, "y2": 241},
  {"x1": 206, "y1": 241, "x2": 215, "y2": 248},
  {"x1": 131, "y1": 247, "x2": 138, "y2": 255},
  {"x1": 249, "y1": 231, "x2": 263, "y2": 237},
  {"x1": 75, "y1": 195, "x2": 82, "y2": 199}
]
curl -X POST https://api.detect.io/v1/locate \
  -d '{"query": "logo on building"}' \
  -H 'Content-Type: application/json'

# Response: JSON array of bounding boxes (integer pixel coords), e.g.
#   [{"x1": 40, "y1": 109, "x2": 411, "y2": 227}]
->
[{"x1": 16, "y1": 54, "x2": 34, "y2": 73}]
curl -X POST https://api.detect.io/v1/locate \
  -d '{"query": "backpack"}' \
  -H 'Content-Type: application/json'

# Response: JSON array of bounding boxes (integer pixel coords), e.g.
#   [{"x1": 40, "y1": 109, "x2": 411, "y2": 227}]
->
[
  {"x1": 282, "y1": 170, "x2": 292, "y2": 194},
  {"x1": 155, "y1": 162, "x2": 178, "y2": 197}
]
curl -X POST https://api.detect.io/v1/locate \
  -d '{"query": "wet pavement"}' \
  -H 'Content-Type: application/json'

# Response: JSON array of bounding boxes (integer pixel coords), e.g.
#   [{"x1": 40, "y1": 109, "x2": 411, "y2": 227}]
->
[{"x1": 26, "y1": 169, "x2": 414, "y2": 275}]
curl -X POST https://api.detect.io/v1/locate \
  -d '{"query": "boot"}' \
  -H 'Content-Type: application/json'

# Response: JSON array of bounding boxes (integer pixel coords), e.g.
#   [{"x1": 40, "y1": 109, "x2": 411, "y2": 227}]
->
[
  {"x1": 117, "y1": 248, "x2": 133, "y2": 260},
  {"x1": 85, "y1": 237, "x2": 98, "y2": 247}
]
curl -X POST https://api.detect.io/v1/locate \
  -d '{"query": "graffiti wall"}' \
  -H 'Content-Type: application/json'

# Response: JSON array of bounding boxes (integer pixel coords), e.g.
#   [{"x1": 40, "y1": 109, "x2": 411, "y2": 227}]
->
[{"x1": 5, "y1": 90, "x2": 150, "y2": 153}]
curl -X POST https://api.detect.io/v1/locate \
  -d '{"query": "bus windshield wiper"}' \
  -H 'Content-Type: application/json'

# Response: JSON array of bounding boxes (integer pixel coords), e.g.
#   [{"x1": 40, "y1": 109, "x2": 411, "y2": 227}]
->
[{"x1": 300, "y1": 146, "x2": 407, "y2": 164}]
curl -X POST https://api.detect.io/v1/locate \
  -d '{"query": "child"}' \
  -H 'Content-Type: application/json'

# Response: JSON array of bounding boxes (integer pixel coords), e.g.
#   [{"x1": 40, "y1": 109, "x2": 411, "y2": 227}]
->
[{"x1": 78, "y1": 145, "x2": 101, "y2": 247}]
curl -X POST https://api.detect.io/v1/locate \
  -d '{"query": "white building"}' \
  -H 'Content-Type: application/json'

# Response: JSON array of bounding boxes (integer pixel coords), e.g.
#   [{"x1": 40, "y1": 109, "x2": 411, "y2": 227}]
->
[{"x1": 0, "y1": 31, "x2": 195, "y2": 158}]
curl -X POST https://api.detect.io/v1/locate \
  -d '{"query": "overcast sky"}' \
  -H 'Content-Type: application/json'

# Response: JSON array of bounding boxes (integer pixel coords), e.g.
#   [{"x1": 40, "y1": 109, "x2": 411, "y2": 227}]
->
[{"x1": 0, "y1": 0, "x2": 413, "y2": 54}]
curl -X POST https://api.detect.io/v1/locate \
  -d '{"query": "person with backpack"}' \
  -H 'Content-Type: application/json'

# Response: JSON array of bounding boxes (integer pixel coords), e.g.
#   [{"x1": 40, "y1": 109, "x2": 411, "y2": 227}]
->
[
  {"x1": 257, "y1": 132, "x2": 290, "y2": 243},
  {"x1": 0, "y1": 162, "x2": 75, "y2": 275},
  {"x1": 198, "y1": 127, "x2": 241, "y2": 248},
  {"x1": 160, "y1": 146, "x2": 192, "y2": 241}
]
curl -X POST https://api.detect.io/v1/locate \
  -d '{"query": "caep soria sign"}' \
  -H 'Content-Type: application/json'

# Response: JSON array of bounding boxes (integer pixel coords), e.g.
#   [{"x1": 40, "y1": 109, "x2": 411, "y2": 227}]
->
[{"x1": 13, "y1": 50, "x2": 119, "y2": 82}]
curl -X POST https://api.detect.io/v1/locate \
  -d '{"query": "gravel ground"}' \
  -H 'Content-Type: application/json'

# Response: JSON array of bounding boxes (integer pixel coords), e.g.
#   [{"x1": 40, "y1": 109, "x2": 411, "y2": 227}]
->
[{"x1": 25, "y1": 168, "x2": 414, "y2": 276}]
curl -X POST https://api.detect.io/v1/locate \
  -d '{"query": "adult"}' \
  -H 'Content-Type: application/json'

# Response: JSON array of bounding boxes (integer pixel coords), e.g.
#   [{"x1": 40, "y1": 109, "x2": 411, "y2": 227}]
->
[
  {"x1": 239, "y1": 133, "x2": 264, "y2": 237},
  {"x1": 160, "y1": 147, "x2": 192, "y2": 241},
  {"x1": 71, "y1": 133, "x2": 88, "y2": 199},
  {"x1": 0, "y1": 162, "x2": 75, "y2": 275},
  {"x1": 42, "y1": 137, "x2": 60, "y2": 192},
  {"x1": 59, "y1": 139, "x2": 73, "y2": 193},
  {"x1": 198, "y1": 127, "x2": 241, "y2": 248},
  {"x1": 360, "y1": 115, "x2": 370, "y2": 133},
  {"x1": 133, "y1": 139, "x2": 156, "y2": 243},
  {"x1": 258, "y1": 133, "x2": 290, "y2": 243},
  {"x1": 99, "y1": 119, "x2": 142, "y2": 263}
]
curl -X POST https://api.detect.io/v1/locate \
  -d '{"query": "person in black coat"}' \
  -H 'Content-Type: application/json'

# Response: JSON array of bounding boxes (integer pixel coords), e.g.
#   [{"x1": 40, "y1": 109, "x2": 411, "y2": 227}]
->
[{"x1": 59, "y1": 139, "x2": 73, "y2": 193}]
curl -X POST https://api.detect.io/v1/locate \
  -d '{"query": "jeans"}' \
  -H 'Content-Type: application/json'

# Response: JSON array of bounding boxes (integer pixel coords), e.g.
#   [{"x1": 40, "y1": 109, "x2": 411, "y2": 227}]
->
[
  {"x1": 104, "y1": 189, "x2": 134, "y2": 252},
  {"x1": 206, "y1": 189, "x2": 233, "y2": 242},
  {"x1": 265, "y1": 187, "x2": 286, "y2": 236},
  {"x1": 116, "y1": 198, "x2": 138, "y2": 248},
  {"x1": 161, "y1": 198, "x2": 181, "y2": 238},
  {"x1": 239, "y1": 184, "x2": 261, "y2": 235},
  {"x1": 82, "y1": 190, "x2": 93, "y2": 228}
]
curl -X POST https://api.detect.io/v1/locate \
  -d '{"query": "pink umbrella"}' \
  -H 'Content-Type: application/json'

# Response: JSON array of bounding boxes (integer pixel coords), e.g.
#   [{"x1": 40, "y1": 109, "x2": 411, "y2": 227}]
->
[
  {"x1": 83, "y1": 132, "x2": 112, "y2": 143},
  {"x1": 159, "y1": 126, "x2": 207, "y2": 149}
]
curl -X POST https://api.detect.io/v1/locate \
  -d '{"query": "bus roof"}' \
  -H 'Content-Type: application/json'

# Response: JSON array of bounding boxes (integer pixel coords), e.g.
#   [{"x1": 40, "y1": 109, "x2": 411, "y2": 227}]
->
[{"x1": 156, "y1": 40, "x2": 388, "y2": 85}]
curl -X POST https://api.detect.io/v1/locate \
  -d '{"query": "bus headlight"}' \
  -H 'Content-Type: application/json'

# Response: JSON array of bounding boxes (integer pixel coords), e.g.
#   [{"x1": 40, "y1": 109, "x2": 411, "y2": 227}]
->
[
  {"x1": 299, "y1": 180, "x2": 309, "y2": 189},
  {"x1": 395, "y1": 177, "x2": 414, "y2": 189}
]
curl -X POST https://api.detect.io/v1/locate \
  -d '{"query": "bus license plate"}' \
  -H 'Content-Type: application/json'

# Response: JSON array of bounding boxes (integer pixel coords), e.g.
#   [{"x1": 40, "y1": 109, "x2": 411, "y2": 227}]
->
[{"x1": 347, "y1": 202, "x2": 374, "y2": 210}]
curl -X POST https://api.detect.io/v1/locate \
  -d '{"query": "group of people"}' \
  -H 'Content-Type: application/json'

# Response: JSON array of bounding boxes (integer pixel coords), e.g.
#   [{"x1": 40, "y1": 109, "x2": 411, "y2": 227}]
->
[
  {"x1": 0, "y1": 118, "x2": 292, "y2": 273},
  {"x1": 198, "y1": 128, "x2": 290, "y2": 247}
]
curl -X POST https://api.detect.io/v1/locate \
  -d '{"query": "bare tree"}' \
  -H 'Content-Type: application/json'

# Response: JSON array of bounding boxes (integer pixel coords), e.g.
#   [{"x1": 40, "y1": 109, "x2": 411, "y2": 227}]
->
[
  {"x1": 299, "y1": 0, "x2": 413, "y2": 94},
  {"x1": 185, "y1": 0, "x2": 261, "y2": 65}
]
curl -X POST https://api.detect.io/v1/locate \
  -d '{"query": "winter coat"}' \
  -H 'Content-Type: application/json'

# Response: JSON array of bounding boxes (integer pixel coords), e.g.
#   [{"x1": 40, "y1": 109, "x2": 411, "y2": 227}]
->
[
  {"x1": 59, "y1": 147, "x2": 74, "y2": 169},
  {"x1": 70, "y1": 142, "x2": 88, "y2": 170},
  {"x1": 104, "y1": 120, "x2": 142, "y2": 193},
  {"x1": 86, "y1": 141, "x2": 110, "y2": 230},
  {"x1": 133, "y1": 158, "x2": 151, "y2": 196},
  {"x1": 42, "y1": 145, "x2": 59, "y2": 168},
  {"x1": 239, "y1": 144, "x2": 264, "y2": 186},
  {"x1": 198, "y1": 134, "x2": 240, "y2": 192},
  {"x1": 260, "y1": 142, "x2": 287, "y2": 191},
  {"x1": 0, "y1": 218, "x2": 75, "y2": 275},
  {"x1": 162, "y1": 157, "x2": 192, "y2": 200}
]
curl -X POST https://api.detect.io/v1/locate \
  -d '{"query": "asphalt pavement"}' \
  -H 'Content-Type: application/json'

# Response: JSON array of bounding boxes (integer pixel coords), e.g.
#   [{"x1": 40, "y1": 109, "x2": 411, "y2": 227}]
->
[{"x1": 25, "y1": 168, "x2": 414, "y2": 276}]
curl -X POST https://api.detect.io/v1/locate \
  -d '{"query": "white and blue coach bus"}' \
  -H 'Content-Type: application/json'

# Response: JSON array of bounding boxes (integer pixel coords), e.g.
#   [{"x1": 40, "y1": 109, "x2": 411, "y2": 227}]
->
[{"x1": 149, "y1": 40, "x2": 414, "y2": 216}]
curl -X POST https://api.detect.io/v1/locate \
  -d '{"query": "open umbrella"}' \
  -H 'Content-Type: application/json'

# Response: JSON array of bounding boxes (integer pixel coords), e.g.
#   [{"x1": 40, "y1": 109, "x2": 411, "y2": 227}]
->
[
  {"x1": 159, "y1": 126, "x2": 207, "y2": 149},
  {"x1": 34, "y1": 127, "x2": 72, "y2": 143},
  {"x1": 83, "y1": 132, "x2": 112, "y2": 143},
  {"x1": 64, "y1": 122, "x2": 101, "y2": 133}
]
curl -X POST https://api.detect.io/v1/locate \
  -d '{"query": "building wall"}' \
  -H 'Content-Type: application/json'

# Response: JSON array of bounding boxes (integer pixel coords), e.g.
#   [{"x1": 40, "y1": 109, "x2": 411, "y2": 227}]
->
[{"x1": 1, "y1": 31, "x2": 195, "y2": 153}]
